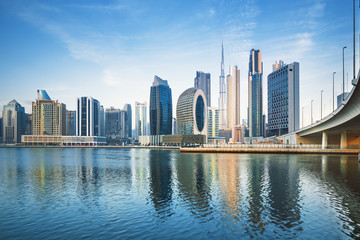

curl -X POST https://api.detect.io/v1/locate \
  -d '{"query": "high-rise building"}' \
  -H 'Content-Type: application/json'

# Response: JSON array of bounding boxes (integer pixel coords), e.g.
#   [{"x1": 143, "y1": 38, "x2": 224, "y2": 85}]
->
[
  {"x1": 76, "y1": 97, "x2": 101, "y2": 136},
  {"x1": 24, "y1": 113, "x2": 32, "y2": 135},
  {"x1": 248, "y1": 49, "x2": 263, "y2": 137},
  {"x1": 105, "y1": 107, "x2": 126, "y2": 139},
  {"x1": 194, "y1": 71, "x2": 211, "y2": 107},
  {"x1": 66, "y1": 110, "x2": 76, "y2": 136},
  {"x1": 150, "y1": 75, "x2": 172, "y2": 135},
  {"x1": 32, "y1": 90, "x2": 66, "y2": 136},
  {"x1": 2, "y1": 100, "x2": 25, "y2": 143},
  {"x1": 272, "y1": 60, "x2": 284, "y2": 72},
  {"x1": 267, "y1": 61, "x2": 299, "y2": 136},
  {"x1": 172, "y1": 117, "x2": 177, "y2": 135},
  {"x1": 176, "y1": 88, "x2": 207, "y2": 136},
  {"x1": 227, "y1": 65, "x2": 240, "y2": 136},
  {"x1": 208, "y1": 107, "x2": 219, "y2": 138},
  {"x1": 123, "y1": 104, "x2": 132, "y2": 138},
  {"x1": 0, "y1": 117, "x2": 3, "y2": 143},
  {"x1": 99, "y1": 105, "x2": 105, "y2": 137},
  {"x1": 218, "y1": 42, "x2": 227, "y2": 129},
  {"x1": 135, "y1": 102, "x2": 147, "y2": 140}
]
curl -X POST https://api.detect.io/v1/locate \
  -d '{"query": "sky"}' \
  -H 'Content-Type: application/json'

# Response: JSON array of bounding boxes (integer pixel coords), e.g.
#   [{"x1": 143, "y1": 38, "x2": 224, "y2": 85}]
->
[{"x1": 0, "y1": 0, "x2": 358, "y2": 127}]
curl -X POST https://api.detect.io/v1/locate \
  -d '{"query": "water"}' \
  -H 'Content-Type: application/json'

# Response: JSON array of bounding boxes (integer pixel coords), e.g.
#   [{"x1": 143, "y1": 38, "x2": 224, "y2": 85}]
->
[{"x1": 0, "y1": 148, "x2": 360, "y2": 239}]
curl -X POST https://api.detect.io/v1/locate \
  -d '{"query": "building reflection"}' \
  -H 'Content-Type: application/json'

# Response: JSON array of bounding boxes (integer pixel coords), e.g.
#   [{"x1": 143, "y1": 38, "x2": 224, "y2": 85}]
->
[
  {"x1": 175, "y1": 153, "x2": 213, "y2": 219},
  {"x1": 148, "y1": 150, "x2": 173, "y2": 219},
  {"x1": 267, "y1": 155, "x2": 302, "y2": 235}
]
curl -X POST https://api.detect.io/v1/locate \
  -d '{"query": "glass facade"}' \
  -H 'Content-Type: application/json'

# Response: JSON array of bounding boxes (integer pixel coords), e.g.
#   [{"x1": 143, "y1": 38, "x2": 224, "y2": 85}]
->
[
  {"x1": 194, "y1": 71, "x2": 211, "y2": 107},
  {"x1": 150, "y1": 76, "x2": 172, "y2": 135},
  {"x1": 2, "y1": 100, "x2": 25, "y2": 143},
  {"x1": 176, "y1": 88, "x2": 207, "y2": 135},
  {"x1": 77, "y1": 97, "x2": 100, "y2": 136},
  {"x1": 248, "y1": 49, "x2": 263, "y2": 137}
]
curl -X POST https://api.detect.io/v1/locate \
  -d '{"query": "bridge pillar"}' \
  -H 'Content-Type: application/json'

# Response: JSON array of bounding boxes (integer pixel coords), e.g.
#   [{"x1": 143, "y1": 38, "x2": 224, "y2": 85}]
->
[
  {"x1": 322, "y1": 132, "x2": 328, "y2": 149},
  {"x1": 340, "y1": 131, "x2": 348, "y2": 149}
]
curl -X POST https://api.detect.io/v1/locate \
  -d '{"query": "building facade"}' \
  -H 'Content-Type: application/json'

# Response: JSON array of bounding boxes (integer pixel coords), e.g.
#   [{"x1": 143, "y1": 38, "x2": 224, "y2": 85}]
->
[
  {"x1": 2, "y1": 100, "x2": 25, "y2": 143},
  {"x1": 135, "y1": 102, "x2": 147, "y2": 140},
  {"x1": 66, "y1": 110, "x2": 76, "y2": 136},
  {"x1": 99, "y1": 105, "x2": 105, "y2": 137},
  {"x1": 76, "y1": 96, "x2": 100, "y2": 136},
  {"x1": 218, "y1": 42, "x2": 227, "y2": 129},
  {"x1": 150, "y1": 75, "x2": 172, "y2": 135},
  {"x1": 105, "y1": 107, "x2": 126, "y2": 139},
  {"x1": 176, "y1": 88, "x2": 207, "y2": 136},
  {"x1": 227, "y1": 65, "x2": 240, "y2": 138},
  {"x1": 172, "y1": 117, "x2": 177, "y2": 135},
  {"x1": 248, "y1": 49, "x2": 263, "y2": 137},
  {"x1": 32, "y1": 90, "x2": 66, "y2": 136},
  {"x1": 267, "y1": 61, "x2": 299, "y2": 136},
  {"x1": 123, "y1": 104, "x2": 132, "y2": 138},
  {"x1": 194, "y1": 71, "x2": 211, "y2": 107},
  {"x1": 208, "y1": 107, "x2": 219, "y2": 138}
]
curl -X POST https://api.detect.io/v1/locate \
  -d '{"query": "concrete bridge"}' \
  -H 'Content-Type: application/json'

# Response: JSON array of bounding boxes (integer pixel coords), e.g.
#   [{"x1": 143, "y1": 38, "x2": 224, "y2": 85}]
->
[{"x1": 281, "y1": 73, "x2": 360, "y2": 149}]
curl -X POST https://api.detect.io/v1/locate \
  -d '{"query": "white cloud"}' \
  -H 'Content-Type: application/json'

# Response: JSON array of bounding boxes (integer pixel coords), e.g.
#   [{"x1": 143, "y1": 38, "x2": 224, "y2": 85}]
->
[{"x1": 102, "y1": 69, "x2": 121, "y2": 86}]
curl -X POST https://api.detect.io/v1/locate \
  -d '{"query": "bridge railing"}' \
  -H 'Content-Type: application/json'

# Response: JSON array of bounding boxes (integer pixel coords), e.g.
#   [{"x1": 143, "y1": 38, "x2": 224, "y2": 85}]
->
[{"x1": 203, "y1": 143, "x2": 339, "y2": 149}]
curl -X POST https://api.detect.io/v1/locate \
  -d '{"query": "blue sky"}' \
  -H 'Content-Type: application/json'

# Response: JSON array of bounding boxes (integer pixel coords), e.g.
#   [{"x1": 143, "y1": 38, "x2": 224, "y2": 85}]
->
[{"x1": 0, "y1": 0, "x2": 357, "y2": 126}]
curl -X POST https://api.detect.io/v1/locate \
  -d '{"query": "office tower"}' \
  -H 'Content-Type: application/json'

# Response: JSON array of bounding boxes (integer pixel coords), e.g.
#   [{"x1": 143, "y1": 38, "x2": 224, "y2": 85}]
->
[
  {"x1": 248, "y1": 49, "x2": 263, "y2": 137},
  {"x1": 123, "y1": 104, "x2": 132, "y2": 138},
  {"x1": 273, "y1": 60, "x2": 284, "y2": 71},
  {"x1": 172, "y1": 117, "x2": 177, "y2": 135},
  {"x1": 135, "y1": 102, "x2": 147, "y2": 140},
  {"x1": 24, "y1": 113, "x2": 32, "y2": 135},
  {"x1": 150, "y1": 75, "x2": 172, "y2": 135},
  {"x1": 267, "y1": 61, "x2": 299, "y2": 136},
  {"x1": 218, "y1": 42, "x2": 227, "y2": 129},
  {"x1": 99, "y1": 105, "x2": 105, "y2": 137},
  {"x1": 227, "y1": 65, "x2": 240, "y2": 134},
  {"x1": 66, "y1": 110, "x2": 76, "y2": 136},
  {"x1": 76, "y1": 96, "x2": 100, "y2": 136},
  {"x1": 32, "y1": 90, "x2": 66, "y2": 136},
  {"x1": 194, "y1": 71, "x2": 211, "y2": 107},
  {"x1": 2, "y1": 100, "x2": 25, "y2": 143},
  {"x1": 105, "y1": 107, "x2": 126, "y2": 139},
  {"x1": 0, "y1": 117, "x2": 2, "y2": 142},
  {"x1": 176, "y1": 88, "x2": 207, "y2": 135},
  {"x1": 208, "y1": 107, "x2": 219, "y2": 138}
]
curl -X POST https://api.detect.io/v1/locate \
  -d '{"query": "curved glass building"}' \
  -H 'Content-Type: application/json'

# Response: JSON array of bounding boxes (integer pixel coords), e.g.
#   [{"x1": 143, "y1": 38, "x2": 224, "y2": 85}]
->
[
  {"x1": 150, "y1": 76, "x2": 172, "y2": 135},
  {"x1": 37, "y1": 90, "x2": 51, "y2": 100},
  {"x1": 176, "y1": 88, "x2": 207, "y2": 136}
]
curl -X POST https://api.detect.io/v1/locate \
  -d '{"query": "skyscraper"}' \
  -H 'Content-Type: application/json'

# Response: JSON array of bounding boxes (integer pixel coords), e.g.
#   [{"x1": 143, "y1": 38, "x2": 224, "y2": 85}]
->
[
  {"x1": 150, "y1": 75, "x2": 172, "y2": 135},
  {"x1": 123, "y1": 104, "x2": 132, "y2": 138},
  {"x1": 227, "y1": 65, "x2": 240, "y2": 133},
  {"x1": 76, "y1": 96, "x2": 101, "y2": 136},
  {"x1": 267, "y1": 61, "x2": 299, "y2": 136},
  {"x1": 176, "y1": 88, "x2": 207, "y2": 136},
  {"x1": 105, "y1": 107, "x2": 126, "y2": 139},
  {"x1": 32, "y1": 90, "x2": 66, "y2": 136},
  {"x1": 99, "y1": 105, "x2": 105, "y2": 137},
  {"x1": 208, "y1": 107, "x2": 219, "y2": 138},
  {"x1": 2, "y1": 99, "x2": 25, "y2": 143},
  {"x1": 135, "y1": 102, "x2": 147, "y2": 139},
  {"x1": 194, "y1": 71, "x2": 211, "y2": 107},
  {"x1": 248, "y1": 49, "x2": 263, "y2": 137},
  {"x1": 172, "y1": 117, "x2": 177, "y2": 135},
  {"x1": 66, "y1": 110, "x2": 76, "y2": 136},
  {"x1": 218, "y1": 42, "x2": 227, "y2": 129}
]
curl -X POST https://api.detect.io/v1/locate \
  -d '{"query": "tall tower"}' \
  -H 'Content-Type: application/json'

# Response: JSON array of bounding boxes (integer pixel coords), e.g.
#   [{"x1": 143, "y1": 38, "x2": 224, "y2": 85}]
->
[
  {"x1": 248, "y1": 49, "x2": 263, "y2": 137},
  {"x1": 135, "y1": 102, "x2": 147, "y2": 140},
  {"x1": 194, "y1": 71, "x2": 211, "y2": 107},
  {"x1": 150, "y1": 75, "x2": 172, "y2": 135},
  {"x1": 227, "y1": 65, "x2": 240, "y2": 139},
  {"x1": 2, "y1": 100, "x2": 25, "y2": 143},
  {"x1": 218, "y1": 42, "x2": 227, "y2": 129},
  {"x1": 76, "y1": 96, "x2": 101, "y2": 136}
]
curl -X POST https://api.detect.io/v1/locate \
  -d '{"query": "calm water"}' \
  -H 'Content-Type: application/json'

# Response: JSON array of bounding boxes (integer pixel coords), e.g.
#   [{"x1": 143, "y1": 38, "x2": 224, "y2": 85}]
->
[{"x1": 0, "y1": 148, "x2": 360, "y2": 239}]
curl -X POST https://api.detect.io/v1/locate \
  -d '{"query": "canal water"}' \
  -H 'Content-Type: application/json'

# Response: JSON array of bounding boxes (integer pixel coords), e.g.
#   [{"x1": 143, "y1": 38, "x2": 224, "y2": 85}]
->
[{"x1": 0, "y1": 148, "x2": 359, "y2": 239}]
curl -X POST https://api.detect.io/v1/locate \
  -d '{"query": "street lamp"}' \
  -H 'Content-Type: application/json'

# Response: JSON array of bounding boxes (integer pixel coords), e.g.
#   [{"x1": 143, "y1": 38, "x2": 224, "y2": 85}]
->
[
  {"x1": 343, "y1": 46, "x2": 347, "y2": 100},
  {"x1": 311, "y1": 100, "x2": 314, "y2": 124},
  {"x1": 321, "y1": 90, "x2": 324, "y2": 119},
  {"x1": 333, "y1": 72, "x2": 336, "y2": 111}
]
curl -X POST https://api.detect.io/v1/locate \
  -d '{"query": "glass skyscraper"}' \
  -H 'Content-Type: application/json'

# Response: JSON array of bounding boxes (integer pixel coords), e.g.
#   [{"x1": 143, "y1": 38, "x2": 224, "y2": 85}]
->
[
  {"x1": 267, "y1": 61, "x2": 300, "y2": 136},
  {"x1": 248, "y1": 49, "x2": 263, "y2": 137},
  {"x1": 76, "y1": 96, "x2": 100, "y2": 136},
  {"x1": 123, "y1": 104, "x2": 132, "y2": 138},
  {"x1": 218, "y1": 42, "x2": 227, "y2": 129},
  {"x1": 150, "y1": 75, "x2": 172, "y2": 135},
  {"x1": 2, "y1": 99, "x2": 25, "y2": 143},
  {"x1": 194, "y1": 71, "x2": 211, "y2": 107},
  {"x1": 135, "y1": 102, "x2": 147, "y2": 140}
]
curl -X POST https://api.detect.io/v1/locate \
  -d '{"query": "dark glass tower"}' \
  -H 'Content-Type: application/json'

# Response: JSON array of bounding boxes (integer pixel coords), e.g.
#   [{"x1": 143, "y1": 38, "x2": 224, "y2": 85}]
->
[
  {"x1": 194, "y1": 71, "x2": 211, "y2": 107},
  {"x1": 150, "y1": 76, "x2": 172, "y2": 135},
  {"x1": 248, "y1": 49, "x2": 263, "y2": 137}
]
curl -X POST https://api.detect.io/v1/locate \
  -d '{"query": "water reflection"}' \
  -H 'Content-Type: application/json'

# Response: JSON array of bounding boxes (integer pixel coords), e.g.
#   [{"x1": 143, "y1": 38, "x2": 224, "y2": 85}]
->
[{"x1": 0, "y1": 149, "x2": 359, "y2": 239}]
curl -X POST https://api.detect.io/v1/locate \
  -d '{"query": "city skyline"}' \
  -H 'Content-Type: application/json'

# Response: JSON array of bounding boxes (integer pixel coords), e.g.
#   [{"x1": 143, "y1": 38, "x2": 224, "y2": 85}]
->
[{"x1": 0, "y1": 0, "x2": 357, "y2": 127}]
